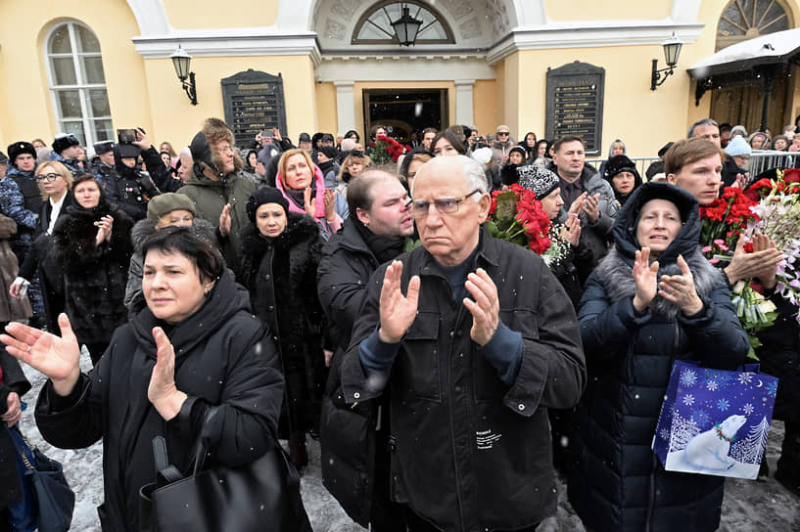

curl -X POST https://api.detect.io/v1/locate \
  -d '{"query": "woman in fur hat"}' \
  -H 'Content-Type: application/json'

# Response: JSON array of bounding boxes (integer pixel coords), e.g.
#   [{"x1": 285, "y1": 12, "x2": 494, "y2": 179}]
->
[
  {"x1": 568, "y1": 182, "x2": 749, "y2": 532},
  {"x1": 237, "y1": 188, "x2": 326, "y2": 470},
  {"x1": 275, "y1": 148, "x2": 342, "y2": 241},
  {"x1": 51, "y1": 174, "x2": 134, "y2": 365},
  {"x1": 603, "y1": 154, "x2": 643, "y2": 207}
]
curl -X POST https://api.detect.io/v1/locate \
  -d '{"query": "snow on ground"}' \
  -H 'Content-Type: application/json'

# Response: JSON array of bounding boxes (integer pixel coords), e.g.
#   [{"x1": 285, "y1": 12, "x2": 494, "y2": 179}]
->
[{"x1": 16, "y1": 350, "x2": 800, "y2": 531}]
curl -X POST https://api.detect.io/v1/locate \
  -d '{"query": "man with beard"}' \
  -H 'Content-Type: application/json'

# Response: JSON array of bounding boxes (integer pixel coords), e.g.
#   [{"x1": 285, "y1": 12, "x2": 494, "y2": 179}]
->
[{"x1": 317, "y1": 167, "x2": 415, "y2": 531}]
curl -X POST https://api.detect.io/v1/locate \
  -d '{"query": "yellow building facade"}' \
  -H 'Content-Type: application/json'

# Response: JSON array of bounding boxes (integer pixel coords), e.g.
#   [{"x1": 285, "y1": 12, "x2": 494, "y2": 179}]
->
[{"x1": 1, "y1": 0, "x2": 799, "y2": 157}]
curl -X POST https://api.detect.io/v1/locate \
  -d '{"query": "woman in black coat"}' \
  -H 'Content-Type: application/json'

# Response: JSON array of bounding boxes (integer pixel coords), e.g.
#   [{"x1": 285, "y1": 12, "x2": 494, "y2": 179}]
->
[
  {"x1": 51, "y1": 174, "x2": 134, "y2": 364},
  {"x1": 568, "y1": 182, "x2": 749, "y2": 532},
  {"x1": 237, "y1": 187, "x2": 326, "y2": 470},
  {"x1": 0, "y1": 228, "x2": 287, "y2": 531},
  {"x1": 0, "y1": 347, "x2": 31, "y2": 532}
]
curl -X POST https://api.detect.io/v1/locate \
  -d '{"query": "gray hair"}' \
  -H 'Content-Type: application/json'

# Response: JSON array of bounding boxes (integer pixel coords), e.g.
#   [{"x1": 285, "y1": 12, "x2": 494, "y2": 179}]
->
[
  {"x1": 687, "y1": 118, "x2": 719, "y2": 139},
  {"x1": 179, "y1": 146, "x2": 192, "y2": 159},
  {"x1": 411, "y1": 155, "x2": 488, "y2": 199}
]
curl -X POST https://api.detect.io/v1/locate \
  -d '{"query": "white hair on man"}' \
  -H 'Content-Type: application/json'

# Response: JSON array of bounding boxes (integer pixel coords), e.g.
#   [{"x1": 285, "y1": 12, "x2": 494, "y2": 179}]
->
[{"x1": 412, "y1": 155, "x2": 488, "y2": 197}]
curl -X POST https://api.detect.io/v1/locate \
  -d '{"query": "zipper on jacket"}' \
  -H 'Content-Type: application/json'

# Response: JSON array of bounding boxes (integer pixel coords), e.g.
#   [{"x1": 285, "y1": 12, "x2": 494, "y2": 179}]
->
[{"x1": 644, "y1": 454, "x2": 657, "y2": 532}]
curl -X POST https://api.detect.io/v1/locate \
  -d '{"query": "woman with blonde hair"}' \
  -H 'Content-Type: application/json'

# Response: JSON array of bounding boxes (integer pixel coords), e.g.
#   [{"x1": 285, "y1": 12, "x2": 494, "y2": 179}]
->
[
  {"x1": 276, "y1": 148, "x2": 342, "y2": 240},
  {"x1": 10, "y1": 161, "x2": 74, "y2": 332},
  {"x1": 333, "y1": 153, "x2": 371, "y2": 219}
]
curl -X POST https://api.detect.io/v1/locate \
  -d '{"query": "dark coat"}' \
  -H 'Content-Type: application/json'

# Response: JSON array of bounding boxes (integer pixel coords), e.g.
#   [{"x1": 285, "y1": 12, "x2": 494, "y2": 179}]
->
[
  {"x1": 341, "y1": 228, "x2": 586, "y2": 531},
  {"x1": 0, "y1": 347, "x2": 31, "y2": 510},
  {"x1": 568, "y1": 183, "x2": 749, "y2": 532},
  {"x1": 34, "y1": 269, "x2": 284, "y2": 532},
  {"x1": 18, "y1": 192, "x2": 74, "y2": 333},
  {"x1": 316, "y1": 219, "x2": 391, "y2": 526},
  {"x1": 755, "y1": 291, "x2": 800, "y2": 423},
  {"x1": 237, "y1": 214, "x2": 326, "y2": 436},
  {"x1": 51, "y1": 201, "x2": 134, "y2": 346}
]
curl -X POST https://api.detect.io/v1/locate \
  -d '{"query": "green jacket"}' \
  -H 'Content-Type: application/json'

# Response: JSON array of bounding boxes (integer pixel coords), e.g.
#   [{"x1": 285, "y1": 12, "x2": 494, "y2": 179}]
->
[{"x1": 177, "y1": 170, "x2": 256, "y2": 270}]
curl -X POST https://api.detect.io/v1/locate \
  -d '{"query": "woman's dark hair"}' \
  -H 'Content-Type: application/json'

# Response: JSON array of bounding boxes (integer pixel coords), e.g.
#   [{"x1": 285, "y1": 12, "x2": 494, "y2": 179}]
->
[
  {"x1": 535, "y1": 139, "x2": 551, "y2": 159},
  {"x1": 243, "y1": 149, "x2": 259, "y2": 171},
  {"x1": 72, "y1": 173, "x2": 102, "y2": 190},
  {"x1": 142, "y1": 226, "x2": 224, "y2": 283},
  {"x1": 432, "y1": 130, "x2": 466, "y2": 155},
  {"x1": 344, "y1": 129, "x2": 360, "y2": 142}
]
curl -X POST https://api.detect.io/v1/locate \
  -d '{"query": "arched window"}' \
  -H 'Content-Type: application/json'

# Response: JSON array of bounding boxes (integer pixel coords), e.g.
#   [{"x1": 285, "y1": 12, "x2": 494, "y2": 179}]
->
[
  {"x1": 716, "y1": 0, "x2": 793, "y2": 51},
  {"x1": 352, "y1": 1, "x2": 455, "y2": 45},
  {"x1": 45, "y1": 21, "x2": 112, "y2": 146}
]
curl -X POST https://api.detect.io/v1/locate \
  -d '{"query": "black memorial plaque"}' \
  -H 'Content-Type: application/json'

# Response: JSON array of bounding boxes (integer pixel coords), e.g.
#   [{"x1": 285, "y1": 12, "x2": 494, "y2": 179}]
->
[
  {"x1": 221, "y1": 69, "x2": 287, "y2": 148},
  {"x1": 545, "y1": 61, "x2": 605, "y2": 155}
]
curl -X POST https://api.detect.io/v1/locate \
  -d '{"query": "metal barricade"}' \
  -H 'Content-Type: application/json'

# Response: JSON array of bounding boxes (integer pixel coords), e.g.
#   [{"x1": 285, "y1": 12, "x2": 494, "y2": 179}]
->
[{"x1": 748, "y1": 151, "x2": 800, "y2": 176}]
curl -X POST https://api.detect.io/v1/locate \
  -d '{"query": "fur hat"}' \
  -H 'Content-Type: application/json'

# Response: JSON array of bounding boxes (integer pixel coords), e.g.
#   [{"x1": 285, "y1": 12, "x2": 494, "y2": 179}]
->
[
  {"x1": 604, "y1": 155, "x2": 641, "y2": 181},
  {"x1": 94, "y1": 140, "x2": 114, "y2": 155},
  {"x1": 246, "y1": 187, "x2": 289, "y2": 224},
  {"x1": 146, "y1": 193, "x2": 197, "y2": 224},
  {"x1": 724, "y1": 136, "x2": 751, "y2": 157},
  {"x1": 517, "y1": 166, "x2": 560, "y2": 199},
  {"x1": 471, "y1": 147, "x2": 493, "y2": 166},
  {"x1": 7, "y1": 141, "x2": 37, "y2": 164},
  {"x1": 730, "y1": 125, "x2": 748, "y2": 138},
  {"x1": 52, "y1": 134, "x2": 80, "y2": 154},
  {"x1": 201, "y1": 118, "x2": 235, "y2": 148}
]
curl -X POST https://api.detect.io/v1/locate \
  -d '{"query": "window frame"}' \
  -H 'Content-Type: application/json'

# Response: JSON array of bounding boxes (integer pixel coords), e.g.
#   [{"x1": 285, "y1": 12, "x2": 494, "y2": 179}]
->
[
  {"x1": 43, "y1": 20, "x2": 112, "y2": 147},
  {"x1": 351, "y1": 0, "x2": 455, "y2": 46}
]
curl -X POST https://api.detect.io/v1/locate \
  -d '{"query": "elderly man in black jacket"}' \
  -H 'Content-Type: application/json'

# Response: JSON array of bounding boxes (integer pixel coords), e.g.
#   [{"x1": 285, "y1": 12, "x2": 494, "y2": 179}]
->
[
  {"x1": 317, "y1": 167, "x2": 414, "y2": 531},
  {"x1": 340, "y1": 155, "x2": 586, "y2": 531}
]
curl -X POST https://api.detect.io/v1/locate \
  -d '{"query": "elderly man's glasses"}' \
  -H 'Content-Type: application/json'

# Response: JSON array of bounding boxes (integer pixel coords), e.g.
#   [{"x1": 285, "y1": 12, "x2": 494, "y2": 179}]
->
[
  {"x1": 407, "y1": 189, "x2": 481, "y2": 218},
  {"x1": 35, "y1": 173, "x2": 60, "y2": 182},
  {"x1": 497, "y1": 132, "x2": 509, "y2": 136}
]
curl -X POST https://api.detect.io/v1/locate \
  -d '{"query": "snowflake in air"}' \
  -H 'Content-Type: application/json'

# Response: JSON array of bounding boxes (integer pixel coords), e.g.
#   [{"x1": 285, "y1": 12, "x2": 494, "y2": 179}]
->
[
  {"x1": 742, "y1": 403, "x2": 754, "y2": 416},
  {"x1": 680, "y1": 369, "x2": 698, "y2": 387},
  {"x1": 660, "y1": 428, "x2": 671, "y2": 441},
  {"x1": 716, "y1": 398, "x2": 730, "y2": 411},
  {"x1": 706, "y1": 380, "x2": 718, "y2": 392},
  {"x1": 738, "y1": 373, "x2": 754, "y2": 385},
  {"x1": 682, "y1": 394, "x2": 695, "y2": 406},
  {"x1": 766, "y1": 380, "x2": 778, "y2": 397}
]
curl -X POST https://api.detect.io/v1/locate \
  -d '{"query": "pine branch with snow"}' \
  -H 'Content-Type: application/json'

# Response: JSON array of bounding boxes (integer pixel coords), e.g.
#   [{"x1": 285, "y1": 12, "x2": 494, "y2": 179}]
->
[{"x1": 730, "y1": 416, "x2": 770, "y2": 464}]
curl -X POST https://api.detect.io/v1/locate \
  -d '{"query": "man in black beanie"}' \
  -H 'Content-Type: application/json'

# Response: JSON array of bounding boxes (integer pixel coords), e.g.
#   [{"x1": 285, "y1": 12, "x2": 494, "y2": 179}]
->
[{"x1": 48, "y1": 133, "x2": 82, "y2": 176}]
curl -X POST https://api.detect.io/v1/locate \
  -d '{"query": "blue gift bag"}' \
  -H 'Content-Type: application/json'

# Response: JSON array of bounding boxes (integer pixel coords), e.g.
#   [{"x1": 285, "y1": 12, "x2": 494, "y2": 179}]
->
[{"x1": 652, "y1": 360, "x2": 778, "y2": 479}]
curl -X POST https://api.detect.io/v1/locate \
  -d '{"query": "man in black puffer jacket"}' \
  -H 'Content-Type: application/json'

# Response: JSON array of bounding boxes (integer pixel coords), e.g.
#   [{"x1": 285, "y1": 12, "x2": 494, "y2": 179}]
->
[{"x1": 317, "y1": 167, "x2": 414, "y2": 531}]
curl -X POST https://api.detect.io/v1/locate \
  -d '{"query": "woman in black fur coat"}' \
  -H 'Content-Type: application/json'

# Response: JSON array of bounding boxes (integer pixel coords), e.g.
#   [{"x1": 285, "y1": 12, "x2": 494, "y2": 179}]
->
[
  {"x1": 51, "y1": 174, "x2": 134, "y2": 364},
  {"x1": 237, "y1": 187, "x2": 326, "y2": 470}
]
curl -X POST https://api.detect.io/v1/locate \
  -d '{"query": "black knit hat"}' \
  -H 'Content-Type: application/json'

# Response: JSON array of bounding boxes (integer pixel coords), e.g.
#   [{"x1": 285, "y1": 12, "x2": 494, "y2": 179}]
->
[
  {"x1": 7, "y1": 141, "x2": 37, "y2": 164},
  {"x1": 52, "y1": 134, "x2": 80, "y2": 154},
  {"x1": 246, "y1": 187, "x2": 289, "y2": 224},
  {"x1": 517, "y1": 166, "x2": 560, "y2": 199},
  {"x1": 317, "y1": 146, "x2": 338, "y2": 160},
  {"x1": 509, "y1": 146, "x2": 527, "y2": 160}
]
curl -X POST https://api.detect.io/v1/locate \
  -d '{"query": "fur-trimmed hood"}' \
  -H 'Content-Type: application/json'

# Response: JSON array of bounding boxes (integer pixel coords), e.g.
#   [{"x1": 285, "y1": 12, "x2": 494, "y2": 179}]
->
[{"x1": 593, "y1": 182, "x2": 723, "y2": 320}]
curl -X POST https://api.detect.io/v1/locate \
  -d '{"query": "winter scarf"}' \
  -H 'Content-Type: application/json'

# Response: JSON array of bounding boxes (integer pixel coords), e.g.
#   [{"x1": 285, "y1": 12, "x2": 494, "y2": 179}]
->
[
  {"x1": 351, "y1": 216, "x2": 405, "y2": 264},
  {"x1": 275, "y1": 164, "x2": 327, "y2": 219}
]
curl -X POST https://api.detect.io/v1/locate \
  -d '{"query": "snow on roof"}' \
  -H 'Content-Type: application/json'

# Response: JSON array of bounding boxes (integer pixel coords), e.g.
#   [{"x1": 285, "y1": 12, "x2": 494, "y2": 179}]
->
[{"x1": 689, "y1": 28, "x2": 800, "y2": 78}]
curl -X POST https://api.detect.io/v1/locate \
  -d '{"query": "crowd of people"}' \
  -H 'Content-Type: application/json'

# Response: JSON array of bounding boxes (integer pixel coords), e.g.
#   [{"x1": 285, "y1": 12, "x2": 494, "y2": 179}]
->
[{"x1": 0, "y1": 114, "x2": 798, "y2": 531}]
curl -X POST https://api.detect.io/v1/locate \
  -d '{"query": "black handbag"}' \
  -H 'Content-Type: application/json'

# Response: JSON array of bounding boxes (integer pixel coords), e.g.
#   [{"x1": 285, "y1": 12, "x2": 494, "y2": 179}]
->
[
  {"x1": 8, "y1": 426, "x2": 76, "y2": 532},
  {"x1": 139, "y1": 421, "x2": 311, "y2": 532}
]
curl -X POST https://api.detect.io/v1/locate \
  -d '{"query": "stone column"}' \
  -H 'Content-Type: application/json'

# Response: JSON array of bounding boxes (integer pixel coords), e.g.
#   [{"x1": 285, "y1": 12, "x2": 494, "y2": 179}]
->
[
  {"x1": 335, "y1": 81, "x2": 356, "y2": 134},
  {"x1": 455, "y1": 79, "x2": 476, "y2": 126}
]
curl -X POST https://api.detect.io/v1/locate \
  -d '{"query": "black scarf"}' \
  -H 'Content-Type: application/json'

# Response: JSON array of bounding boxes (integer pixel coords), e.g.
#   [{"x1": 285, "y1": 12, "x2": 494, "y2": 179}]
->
[
  {"x1": 283, "y1": 178, "x2": 317, "y2": 210},
  {"x1": 352, "y1": 216, "x2": 405, "y2": 264}
]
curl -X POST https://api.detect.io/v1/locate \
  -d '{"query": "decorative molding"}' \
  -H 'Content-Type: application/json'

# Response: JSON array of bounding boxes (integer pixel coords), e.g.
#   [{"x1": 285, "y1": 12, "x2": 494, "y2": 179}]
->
[
  {"x1": 316, "y1": 55, "x2": 494, "y2": 83},
  {"x1": 487, "y1": 21, "x2": 705, "y2": 64},
  {"x1": 125, "y1": 0, "x2": 171, "y2": 36},
  {"x1": 132, "y1": 30, "x2": 322, "y2": 65}
]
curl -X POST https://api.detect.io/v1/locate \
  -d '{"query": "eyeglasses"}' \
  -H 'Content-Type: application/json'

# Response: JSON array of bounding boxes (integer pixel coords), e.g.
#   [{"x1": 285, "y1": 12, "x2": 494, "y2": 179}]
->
[
  {"x1": 407, "y1": 189, "x2": 481, "y2": 218},
  {"x1": 35, "y1": 173, "x2": 60, "y2": 182},
  {"x1": 497, "y1": 132, "x2": 509, "y2": 136}
]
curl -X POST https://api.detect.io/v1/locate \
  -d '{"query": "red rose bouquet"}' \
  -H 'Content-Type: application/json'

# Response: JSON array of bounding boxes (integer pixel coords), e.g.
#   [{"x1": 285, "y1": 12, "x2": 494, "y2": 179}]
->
[
  {"x1": 485, "y1": 183, "x2": 552, "y2": 255},
  {"x1": 370, "y1": 134, "x2": 412, "y2": 165},
  {"x1": 699, "y1": 186, "x2": 772, "y2": 358}
]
